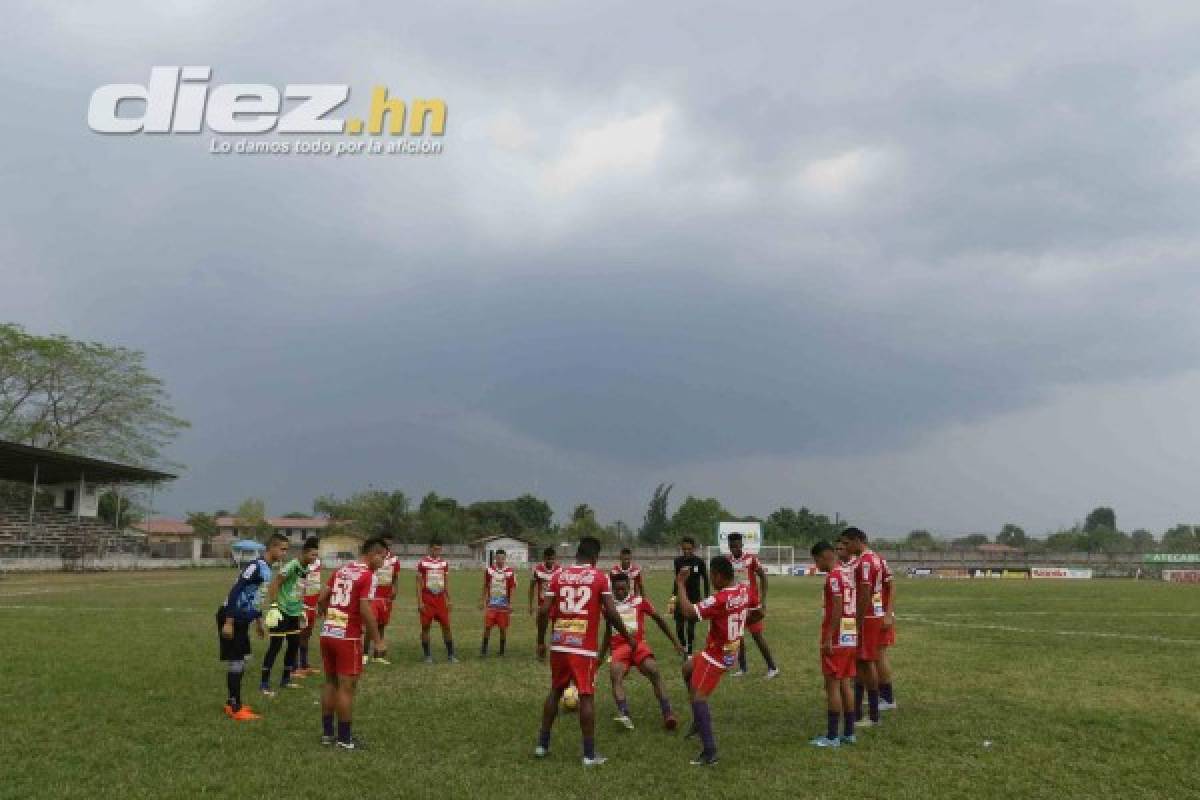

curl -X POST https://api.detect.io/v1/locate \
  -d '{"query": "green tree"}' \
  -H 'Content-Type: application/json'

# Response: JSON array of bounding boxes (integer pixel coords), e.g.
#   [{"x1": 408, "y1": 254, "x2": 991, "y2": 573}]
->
[
  {"x1": 234, "y1": 497, "x2": 272, "y2": 542},
  {"x1": 952, "y1": 533, "x2": 989, "y2": 549},
  {"x1": 996, "y1": 523, "x2": 1028, "y2": 548},
  {"x1": 1084, "y1": 507, "x2": 1117, "y2": 534},
  {"x1": 1162, "y1": 524, "x2": 1200, "y2": 553},
  {"x1": 762, "y1": 507, "x2": 841, "y2": 549},
  {"x1": 669, "y1": 496, "x2": 726, "y2": 546},
  {"x1": 1044, "y1": 528, "x2": 1084, "y2": 552},
  {"x1": 512, "y1": 494, "x2": 553, "y2": 531},
  {"x1": 97, "y1": 489, "x2": 144, "y2": 527},
  {"x1": 571, "y1": 503, "x2": 595, "y2": 523},
  {"x1": 0, "y1": 323, "x2": 188, "y2": 466},
  {"x1": 638, "y1": 483, "x2": 672, "y2": 545},
  {"x1": 468, "y1": 501, "x2": 525, "y2": 539},
  {"x1": 186, "y1": 511, "x2": 218, "y2": 538},
  {"x1": 314, "y1": 489, "x2": 411, "y2": 541},
  {"x1": 1130, "y1": 529, "x2": 1156, "y2": 553},
  {"x1": 904, "y1": 530, "x2": 939, "y2": 550}
]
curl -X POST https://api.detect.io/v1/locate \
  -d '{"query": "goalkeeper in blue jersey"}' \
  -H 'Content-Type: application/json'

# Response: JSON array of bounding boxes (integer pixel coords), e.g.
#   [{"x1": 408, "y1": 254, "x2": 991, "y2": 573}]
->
[{"x1": 216, "y1": 533, "x2": 289, "y2": 721}]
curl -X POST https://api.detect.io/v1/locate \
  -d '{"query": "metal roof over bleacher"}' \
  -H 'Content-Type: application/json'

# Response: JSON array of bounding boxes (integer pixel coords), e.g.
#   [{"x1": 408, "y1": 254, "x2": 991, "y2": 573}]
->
[{"x1": 0, "y1": 439, "x2": 176, "y2": 485}]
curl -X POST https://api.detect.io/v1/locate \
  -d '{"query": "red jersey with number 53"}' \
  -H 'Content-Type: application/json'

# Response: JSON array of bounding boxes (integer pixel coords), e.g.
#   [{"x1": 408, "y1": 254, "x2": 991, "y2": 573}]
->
[
  {"x1": 320, "y1": 561, "x2": 376, "y2": 640},
  {"x1": 696, "y1": 583, "x2": 750, "y2": 670},
  {"x1": 545, "y1": 564, "x2": 612, "y2": 658},
  {"x1": 855, "y1": 550, "x2": 885, "y2": 619}
]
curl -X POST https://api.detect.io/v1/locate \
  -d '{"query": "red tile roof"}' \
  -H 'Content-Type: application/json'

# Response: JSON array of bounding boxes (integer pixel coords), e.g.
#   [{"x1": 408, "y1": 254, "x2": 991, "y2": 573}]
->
[{"x1": 134, "y1": 518, "x2": 195, "y2": 536}]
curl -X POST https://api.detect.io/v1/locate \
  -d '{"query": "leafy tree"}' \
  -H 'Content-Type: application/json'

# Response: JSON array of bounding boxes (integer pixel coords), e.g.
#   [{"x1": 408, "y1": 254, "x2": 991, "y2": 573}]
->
[
  {"x1": 996, "y1": 523, "x2": 1028, "y2": 548},
  {"x1": 669, "y1": 496, "x2": 726, "y2": 546},
  {"x1": 951, "y1": 533, "x2": 989, "y2": 549},
  {"x1": 1044, "y1": 528, "x2": 1085, "y2": 552},
  {"x1": 0, "y1": 323, "x2": 188, "y2": 466},
  {"x1": 638, "y1": 483, "x2": 672, "y2": 545},
  {"x1": 1130, "y1": 529, "x2": 1156, "y2": 553},
  {"x1": 97, "y1": 489, "x2": 144, "y2": 527},
  {"x1": 1084, "y1": 507, "x2": 1117, "y2": 534},
  {"x1": 186, "y1": 511, "x2": 218, "y2": 538},
  {"x1": 762, "y1": 507, "x2": 841, "y2": 549},
  {"x1": 281, "y1": 512, "x2": 310, "y2": 519},
  {"x1": 467, "y1": 501, "x2": 524, "y2": 538},
  {"x1": 571, "y1": 503, "x2": 595, "y2": 523},
  {"x1": 1162, "y1": 524, "x2": 1200, "y2": 553},
  {"x1": 511, "y1": 494, "x2": 553, "y2": 531},
  {"x1": 315, "y1": 489, "x2": 411, "y2": 541},
  {"x1": 234, "y1": 497, "x2": 272, "y2": 542},
  {"x1": 904, "y1": 530, "x2": 939, "y2": 550}
]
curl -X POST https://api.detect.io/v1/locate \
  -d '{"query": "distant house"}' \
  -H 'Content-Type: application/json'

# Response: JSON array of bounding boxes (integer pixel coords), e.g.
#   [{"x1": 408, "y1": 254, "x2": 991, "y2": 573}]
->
[
  {"x1": 133, "y1": 518, "x2": 204, "y2": 559},
  {"x1": 470, "y1": 535, "x2": 531, "y2": 566},
  {"x1": 977, "y1": 543, "x2": 1022, "y2": 554},
  {"x1": 215, "y1": 516, "x2": 338, "y2": 545}
]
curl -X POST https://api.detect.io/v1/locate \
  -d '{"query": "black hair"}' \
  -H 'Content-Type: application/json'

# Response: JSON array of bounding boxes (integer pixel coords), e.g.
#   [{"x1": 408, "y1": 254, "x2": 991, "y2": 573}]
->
[
  {"x1": 810, "y1": 541, "x2": 834, "y2": 558},
  {"x1": 840, "y1": 527, "x2": 867, "y2": 543},
  {"x1": 268, "y1": 532, "x2": 289, "y2": 546},
  {"x1": 429, "y1": 540, "x2": 442, "y2": 548},
  {"x1": 495, "y1": 548, "x2": 506, "y2": 556},
  {"x1": 728, "y1": 532, "x2": 743, "y2": 542},
  {"x1": 542, "y1": 546, "x2": 555, "y2": 558},
  {"x1": 303, "y1": 537, "x2": 320, "y2": 551},
  {"x1": 710, "y1": 555, "x2": 734, "y2": 580},
  {"x1": 620, "y1": 547, "x2": 632, "y2": 555},
  {"x1": 611, "y1": 571, "x2": 629, "y2": 584},
  {"x1": 681, "y1": 536, "x2": 696, "y2": 546},
  {"x1": 361, "y1": 537, "x2": 387, "y2": 555},
  {"x1": 576, "y1": 536, "x2": 602, "y2": 562}
]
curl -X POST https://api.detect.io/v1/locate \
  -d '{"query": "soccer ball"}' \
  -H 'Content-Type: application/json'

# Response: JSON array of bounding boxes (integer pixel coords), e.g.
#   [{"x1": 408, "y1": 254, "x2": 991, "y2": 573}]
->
[{"x1": 561, "y1": 685, "x2": 580, "y2": 712}]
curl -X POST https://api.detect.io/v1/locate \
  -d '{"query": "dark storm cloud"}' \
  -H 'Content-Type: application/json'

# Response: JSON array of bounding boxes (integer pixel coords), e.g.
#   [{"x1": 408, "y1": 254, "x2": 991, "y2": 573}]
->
[{"x1": 3, "y1": 1, "x2": 1200, "y2": 528}]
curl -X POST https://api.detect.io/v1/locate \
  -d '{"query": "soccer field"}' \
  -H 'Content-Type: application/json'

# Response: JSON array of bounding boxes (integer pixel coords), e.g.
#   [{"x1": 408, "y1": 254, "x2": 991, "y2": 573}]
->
[{"x1": 2, "y1": 570, "x2": 1198, "y2": 800}]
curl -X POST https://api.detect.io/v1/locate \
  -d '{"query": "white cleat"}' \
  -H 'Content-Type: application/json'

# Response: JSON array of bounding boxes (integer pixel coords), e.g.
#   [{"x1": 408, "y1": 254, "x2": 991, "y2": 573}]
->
[
  {"x1": 856, "y1": 717, "x2": 878, "y2": 729},
  {"x1": 879, "y1": 700, "x2": 898, "y2": 711},
  {"x1": 731, "y1": 669, "x2": 747, "y2": 678},
  {"x1": 614, "y1": 715, "x2": 635, "y2": 730},
  {"x1": 765, "y1": 668, "x2": 781, "y2": 680},
  {"x1": 582, "y1": 755, "x2": 608, "y2": 767},
  {"x1": 534, "y1": 745, "x2": 548, "y2": 758}
]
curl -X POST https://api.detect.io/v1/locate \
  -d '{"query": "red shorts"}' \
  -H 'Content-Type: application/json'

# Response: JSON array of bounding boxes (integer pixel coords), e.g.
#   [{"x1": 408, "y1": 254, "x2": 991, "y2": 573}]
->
[
  {"x1": 882, "y1": 624, "x2": 895, "y2": 647},
  {"x1": 419, "y1": 594, "x2": 450, "y2": 628},
  {"x1": 303, "y1": 596, "x2": 319, "y2": 630},
  {"x1": 858, "y1": 617, "x2": 884, "y2": 662},
  {"x1": 550, "y1": 651, "x2": 597, "y2": 695},
  {"x1": 611, "y1": 640, "x2": 654, "y2": 669},
  {"x1": 689, "y1": 654, "x2": 728, "y2": 696},
  {"x1": 821, "y1": 647, "x2": 857, "y2": 679},
  {"x1": 372, "y1": 597, "x2": 393, "y2": 628},
  {"x1": 320, "y1": 637, "x2": 363, "y2": 678},
  {"x1": 484, "y1": 607, "x2": 511, "y2": 630}
]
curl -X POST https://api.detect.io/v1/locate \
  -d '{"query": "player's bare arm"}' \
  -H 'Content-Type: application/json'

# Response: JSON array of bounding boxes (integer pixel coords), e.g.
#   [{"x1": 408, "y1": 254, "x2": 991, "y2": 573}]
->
[
  {"x1": 602, "y1": 593, "x2": 636, "y2": 648},
  {"x1": 415, "y1": 572, "x2": 425, "y2": 614},
  {"x1": 755, "y1": 563, "x2": 768, "y2": 609},
  {"x1": 316, "y1": 585, "x2": 331, "y2": 616},
  {"x1": 598, "y1": 624, "x2": 612, "y2": 662},
  {"x1": 527, "y1": 578, "x2": 537, "y2": 615},
  {"x1": 360, "y1": 596, "x2": 382, "y2": 652},
  {"x1": 479, "y1": 573, "x2": 487, "y2": 611},
  {"x1": 883, "y1": 581, "x2": 895, "y2": 630}
]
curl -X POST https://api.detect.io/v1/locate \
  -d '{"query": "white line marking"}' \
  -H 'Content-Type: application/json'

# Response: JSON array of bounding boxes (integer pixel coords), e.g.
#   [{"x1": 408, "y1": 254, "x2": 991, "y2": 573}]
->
[{"x1": 899, "y1": 614, "x2": 1200, "y2": 645}]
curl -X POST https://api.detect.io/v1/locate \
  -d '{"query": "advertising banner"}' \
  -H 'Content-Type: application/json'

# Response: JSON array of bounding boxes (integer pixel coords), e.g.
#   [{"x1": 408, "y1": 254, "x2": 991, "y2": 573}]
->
[
  {"x1": 1031, "y1": 567, "x2": 1092, "y2": 579},
  {"x1": 1144, "y1": 554, "x2": 1200, "y2": 563},
  {"x1": 717, "y1": 521, "x2": 762, "y2": 554},
  {"x1": 1162, "y1": 569, "x2": 1200, "y2": 583}
]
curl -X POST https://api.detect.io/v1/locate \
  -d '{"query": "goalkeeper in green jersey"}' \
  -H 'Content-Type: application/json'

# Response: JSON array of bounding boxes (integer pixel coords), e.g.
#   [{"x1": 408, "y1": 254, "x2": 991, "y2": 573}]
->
[{"x1": 260, "y1": 538, "x2": 320, "y2": 694}]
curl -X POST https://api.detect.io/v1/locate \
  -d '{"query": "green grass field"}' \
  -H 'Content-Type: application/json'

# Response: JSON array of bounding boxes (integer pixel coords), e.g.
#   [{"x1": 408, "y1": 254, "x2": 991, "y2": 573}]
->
[{"x1": 2, "y1": 569, "x2": 1198, "y2": 799}]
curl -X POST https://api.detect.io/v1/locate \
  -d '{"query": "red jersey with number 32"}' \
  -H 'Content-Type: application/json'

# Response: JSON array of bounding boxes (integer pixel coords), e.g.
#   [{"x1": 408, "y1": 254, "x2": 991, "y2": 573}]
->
[
  {"x1": 320, "y1": 561, "x2": 375, "y2": 640},
  {"x1": 855, "y1": 550, "x2": 885, "y2": 619},
  {"x1": 696, "y1": 584, "x2": 750, "y2": 669},
  {"x1": 546, "y1": 564, "x2": 611, "y2": 658}
]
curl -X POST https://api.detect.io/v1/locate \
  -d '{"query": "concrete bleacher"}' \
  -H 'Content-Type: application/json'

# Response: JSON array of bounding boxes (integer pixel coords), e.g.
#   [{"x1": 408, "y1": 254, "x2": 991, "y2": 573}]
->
[{"x1": 0, "y1": 499, "x2": 145, "y2": 561}]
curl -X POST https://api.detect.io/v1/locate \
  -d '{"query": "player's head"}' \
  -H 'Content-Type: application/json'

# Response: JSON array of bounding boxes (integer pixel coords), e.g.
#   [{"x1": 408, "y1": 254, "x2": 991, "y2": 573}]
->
[
  {"x1": 810, "y1": 540, "x2": 836, "y2": 572},
  {"x1": 619, "y1": 547, "x2": 632, "y2": 568},
  {"x1": 840, "y1": 527, "x2": 868, "y2": 555},
  {"x1": 576, "y1": 536, "x2": 602, "y2": 566},
  {"x1": 835, "y1": 538, "x2": 851, "y2": 564},
  {"x1": 301, "y1": 537, "x2": 320, "y2": 566},
  {"x1": 680, "y1": 536, "x2": 695, "y2": 557},
  {"x1": 266, "y1": 532, "x2": 289, "y2": 562},
  {"x1": 542, "y1": 546, "x2": 556, "y2": 566},
  {"x1": 380, "y1": 535, "x2": 393, "y2": 554},
  {"x1": 494, "y1": 548, "x2": 507, "y2": 567},
  {"x1": 727, "y1": 532, "x2": 744, "y2": 557},
  {"x1": 361, "y1": 536, "x2": 387, "y2": 569},
  {"x1": 429, "y1": 540, "x2": 442, "y2": 557},
  {"x1": 611, "y1": 571, "x2": 631, "y2": 601},
  {"x1": 709, "y1": 554, "x2": 734, "y2": 589}
]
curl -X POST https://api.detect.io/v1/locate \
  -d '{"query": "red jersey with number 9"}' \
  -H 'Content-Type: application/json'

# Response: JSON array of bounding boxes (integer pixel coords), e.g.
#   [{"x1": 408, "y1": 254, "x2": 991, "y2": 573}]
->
[
  {"x1": 545, "y1": 564, "x2": 612, "y2": 658},
  {"x1": 320, "y1": 561, "x2": 376, "y2": 640},
  {"x1": 696, "y1": 583, "x2": 750, "y2": 669}
]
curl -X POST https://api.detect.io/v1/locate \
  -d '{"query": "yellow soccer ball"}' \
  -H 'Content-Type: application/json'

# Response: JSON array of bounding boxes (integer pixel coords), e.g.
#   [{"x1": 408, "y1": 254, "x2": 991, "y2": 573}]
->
[{"x1": 561, "y1": 685, "x2": 580, "y2": 712}]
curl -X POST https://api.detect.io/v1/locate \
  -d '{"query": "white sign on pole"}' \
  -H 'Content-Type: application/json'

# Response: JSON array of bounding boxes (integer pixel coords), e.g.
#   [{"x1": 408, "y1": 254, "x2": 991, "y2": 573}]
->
[{"x1": 717, "y1": 521, "x2": 762, "y2": 554}]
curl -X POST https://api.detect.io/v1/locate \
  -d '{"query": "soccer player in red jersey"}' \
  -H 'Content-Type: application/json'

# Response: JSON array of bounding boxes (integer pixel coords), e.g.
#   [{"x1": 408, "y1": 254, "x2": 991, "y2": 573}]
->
[
  {"x1": 727, "y1": 533, "x2": 779, "y2": 679},
  {"x1": 878, "y1": 555, "x2": 898, "y2": 710},
  {"x1": 810, "y1": 541, "x2": 858, "y2": 747},
  {"x1": 479, "y1": 548, "x2": 517, "y2": 657},
  {"x1": 535, "y1": 536, "x2": 635, "y2": 766},
  {"x1": 841, "y1": 527, "x2": 882, "y2": 727},
  {"x1": 609, "y1": 547, "x2": 645, "y2": 598},
  {"x1": 597, "y1": 571, "x2": 683, "y2": 730},
  {"x1": 529, "y1": 546, "x2": 559, "y2": 617},
  {"x1": 368, "y1": 537, "x2": 401, "y2": 665},
  {"x1": 676, "y1": 555, "x2": 750, "y2": 766},
  {"x1": 416, "y1": 541, "x2": 457, "y2": 663},
  {"x1": 295, "y1": 540, "x2": 322, "y2": 677},
  {"x1": 317, "y1": 537, "x2": 385, "y2": 750}
]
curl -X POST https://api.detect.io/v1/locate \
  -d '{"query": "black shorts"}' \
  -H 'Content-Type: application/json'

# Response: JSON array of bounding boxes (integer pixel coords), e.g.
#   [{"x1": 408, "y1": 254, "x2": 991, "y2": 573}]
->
[
  {"x1": 216, "y1": 607, "x2": 252, "y2": 661},
  {"x1": 268, "y1": 614, "x2": 303, "y2": 638}
]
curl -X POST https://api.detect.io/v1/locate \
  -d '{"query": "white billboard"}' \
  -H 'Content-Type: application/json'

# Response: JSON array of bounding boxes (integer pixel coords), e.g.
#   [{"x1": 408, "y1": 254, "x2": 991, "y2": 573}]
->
[
  {"x1": 717, "y1": 521, "x2": 762, "y2": 554},
  {"x1": 1031, "y1": 567, "x2": 1093, "y2": 580}
]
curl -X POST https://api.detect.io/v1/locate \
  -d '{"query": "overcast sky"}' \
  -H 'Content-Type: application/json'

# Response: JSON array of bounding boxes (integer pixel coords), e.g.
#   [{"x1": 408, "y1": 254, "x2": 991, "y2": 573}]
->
[{"x1": 3, "y1": 1, "x2": 1200, "y2": 536}]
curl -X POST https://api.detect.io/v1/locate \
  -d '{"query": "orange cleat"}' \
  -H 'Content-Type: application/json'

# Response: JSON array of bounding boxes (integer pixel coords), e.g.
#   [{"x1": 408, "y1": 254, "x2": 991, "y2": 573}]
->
[
  {"x1": 231, "y1": 706, "x2": 262, "y2": 721},
  {"x1": 223, "y1": 703, "x2": 236, "y2": 718}
]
